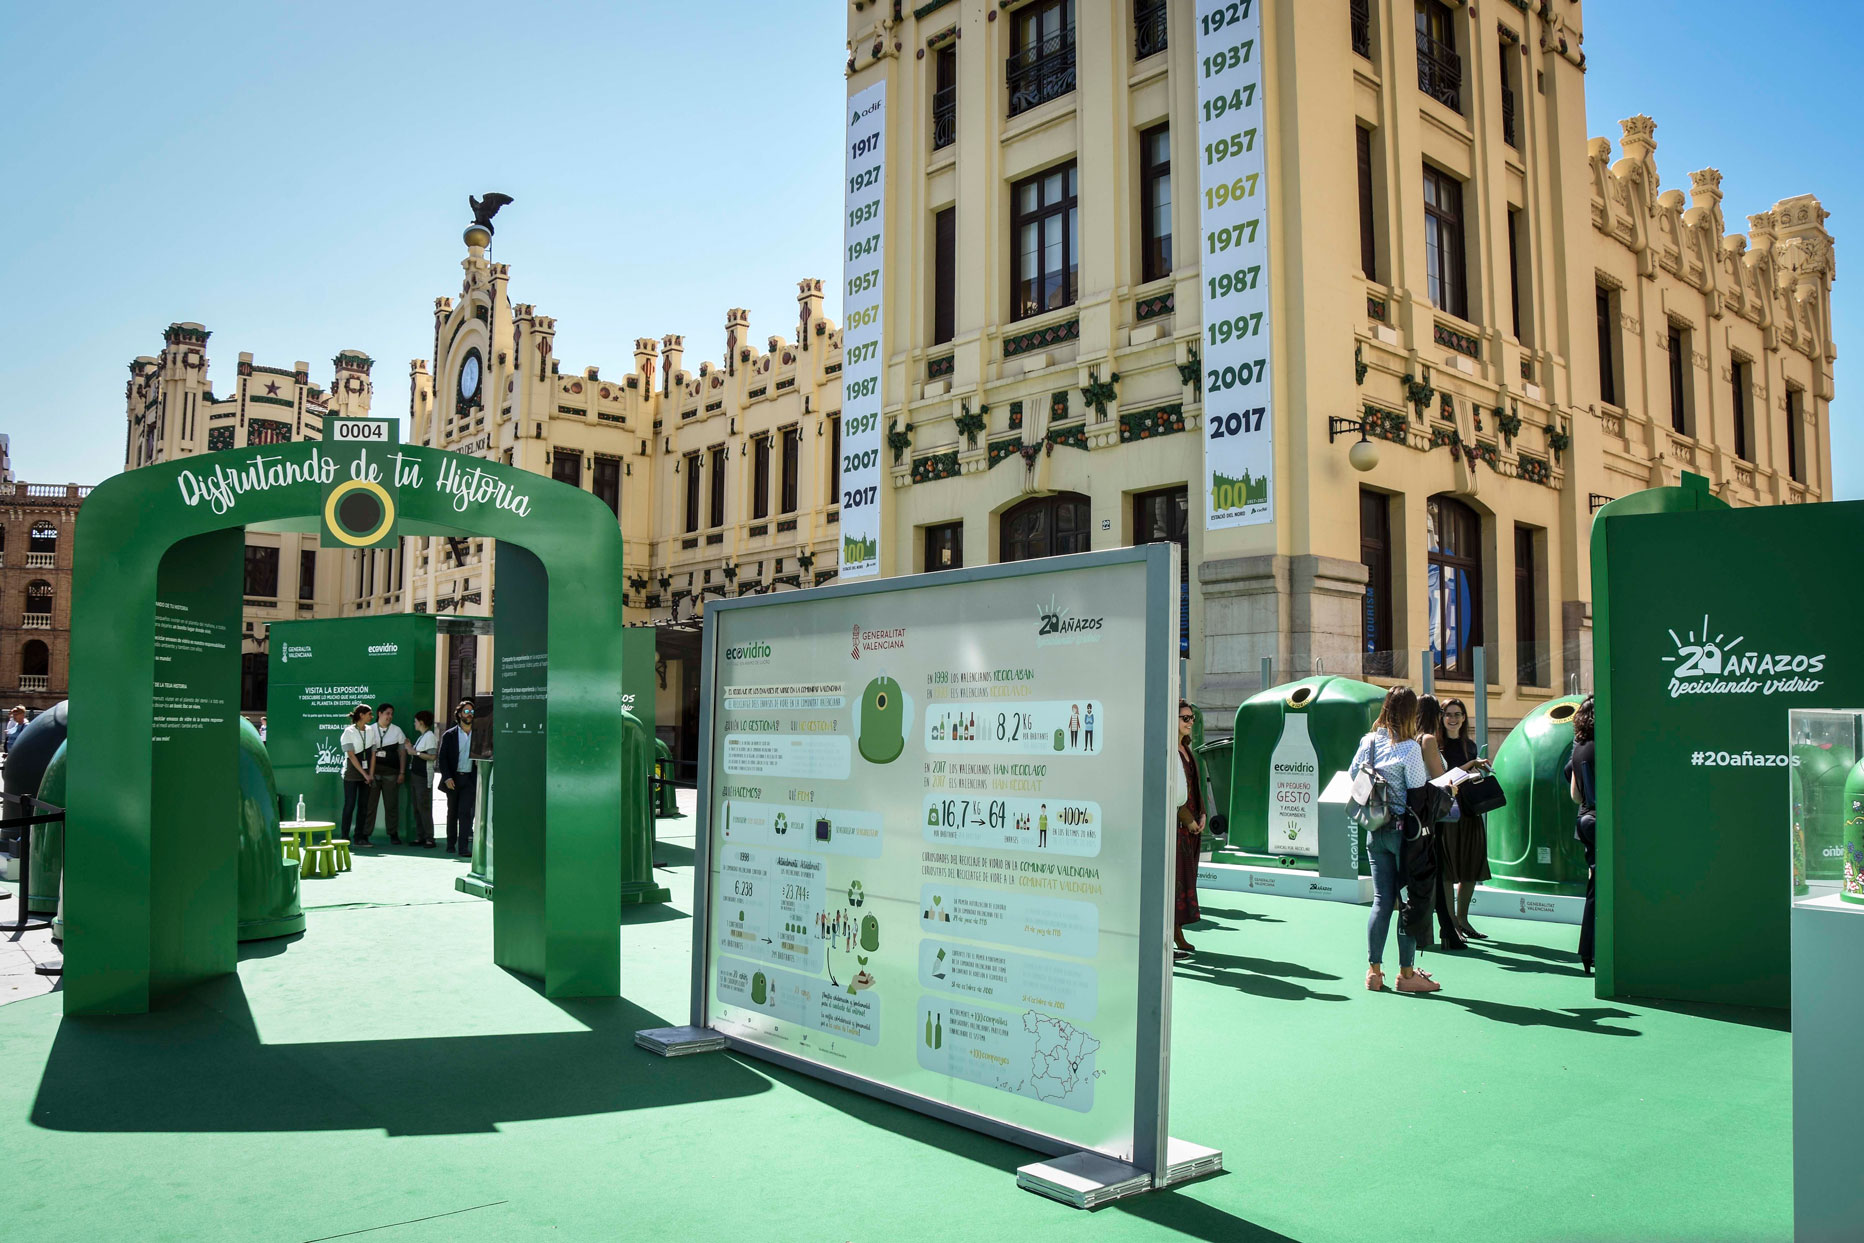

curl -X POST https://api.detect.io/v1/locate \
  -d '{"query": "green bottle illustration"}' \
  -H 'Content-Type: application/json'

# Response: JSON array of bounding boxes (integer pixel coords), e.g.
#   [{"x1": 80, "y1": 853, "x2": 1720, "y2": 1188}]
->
[
  {"x1": 935, "y1": 1014, "x2": 943, "y2": 1049},
  {"x1": 925, "y1": 1011, "x2": 934, "y2": 1048}
]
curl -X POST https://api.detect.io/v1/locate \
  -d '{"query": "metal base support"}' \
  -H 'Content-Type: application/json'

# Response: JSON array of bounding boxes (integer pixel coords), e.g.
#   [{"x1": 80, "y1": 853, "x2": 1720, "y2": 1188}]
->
[
  {"x1": 634, "y1": 1025, "x2": 728, "y2": 1057},
  {"x1": 1017, "y1": 1139, "x2": 1223, "y2": 1208}
]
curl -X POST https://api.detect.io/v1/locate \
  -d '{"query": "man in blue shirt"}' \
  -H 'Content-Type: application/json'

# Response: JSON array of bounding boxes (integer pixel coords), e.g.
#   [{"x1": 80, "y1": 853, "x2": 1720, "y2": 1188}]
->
[{"x1": 3, "y1": 706, "x2": 26, "y2": 758}]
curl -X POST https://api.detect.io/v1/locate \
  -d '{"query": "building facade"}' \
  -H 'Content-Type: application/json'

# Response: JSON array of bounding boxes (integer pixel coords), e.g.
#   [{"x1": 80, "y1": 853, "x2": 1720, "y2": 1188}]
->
[
  {"x1": 0, "y1": 477, "x2": 88, "y2": 713},
  {"x1": 123, "y1": 325, "x2": 376, "y2": 712},
  {"x1": 845, "y1": 0, "x2": 1836, "y2": 738},
  {"x1": 342, "y1": 229, "x2": 848, "y2": 755}
]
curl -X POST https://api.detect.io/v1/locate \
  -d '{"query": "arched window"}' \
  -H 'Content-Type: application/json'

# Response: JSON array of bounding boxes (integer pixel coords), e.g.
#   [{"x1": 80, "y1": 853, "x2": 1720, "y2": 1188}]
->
[
  {"x1": 24, "y1": 579, "x2": 53, "y2": 624},
  {"x1": 1000, "y1": 492, "x2": 1091, "y2": 563},
  {"x1": 21, "y1": 639, "x2": 49, "y2": 677},
  {"x1": 1426, "y1": 494, "x2": 1484, "y2": 679}
]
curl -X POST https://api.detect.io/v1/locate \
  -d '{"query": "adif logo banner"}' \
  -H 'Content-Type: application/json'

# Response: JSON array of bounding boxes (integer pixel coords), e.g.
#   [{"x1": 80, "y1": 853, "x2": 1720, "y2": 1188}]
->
[{"x1": 1662, "y1": 614, "x2": 1826, "y2": 699}]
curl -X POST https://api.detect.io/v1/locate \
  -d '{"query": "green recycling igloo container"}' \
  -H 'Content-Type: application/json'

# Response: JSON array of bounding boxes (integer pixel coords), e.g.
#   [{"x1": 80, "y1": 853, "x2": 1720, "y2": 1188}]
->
[
  {"x1": 1485, "y1": 697, "x2": 1588, "y2": 895},
  {"x1": 1792, "y1": 740, "x2": 1855, "y2": 890},
  {"x1": 653, "y1": 736, "x2": 682, "y2": 819},
  {"x1": 1222, "y1": 676, "x2": 1385, "y2": 864}
]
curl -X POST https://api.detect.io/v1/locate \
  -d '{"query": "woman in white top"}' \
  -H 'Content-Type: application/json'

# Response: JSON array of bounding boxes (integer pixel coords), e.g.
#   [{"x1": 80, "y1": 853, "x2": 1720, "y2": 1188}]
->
[
  {"x1": 1349, "y1": 686, "x2": 1442, "y2": 994},
  {"x1": 338, "y1": 704, "x2": 374, "y2": 844},
  {"x1": 408, "y1": 710, "x2": 440, "y2": 848}
]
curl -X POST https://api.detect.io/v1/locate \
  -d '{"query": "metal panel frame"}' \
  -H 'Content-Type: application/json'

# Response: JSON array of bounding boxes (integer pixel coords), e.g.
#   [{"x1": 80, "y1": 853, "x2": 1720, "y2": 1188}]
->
[{"x1": 687, "y1": 544, "x2": 1174, "y2": 1174}]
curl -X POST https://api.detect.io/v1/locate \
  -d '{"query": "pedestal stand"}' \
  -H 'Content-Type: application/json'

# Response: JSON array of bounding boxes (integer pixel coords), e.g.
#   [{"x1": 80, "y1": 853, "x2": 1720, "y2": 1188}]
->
[{"x1": 1792, "y1": 894, "x2": 1864, "y2": 1242}]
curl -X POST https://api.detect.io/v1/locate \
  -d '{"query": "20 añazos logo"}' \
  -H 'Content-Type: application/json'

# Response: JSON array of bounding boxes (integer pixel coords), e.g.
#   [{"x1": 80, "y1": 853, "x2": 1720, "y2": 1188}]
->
[
  {"x1": 1662, "y1": 614, "x2": 1826, "y2": 699},
  {"x1": 1035, "y1": 595, "x2": 1104, "y2": 647},
  {"x1": 723, "y1": 639, "x2": 773, "y2": 665}
]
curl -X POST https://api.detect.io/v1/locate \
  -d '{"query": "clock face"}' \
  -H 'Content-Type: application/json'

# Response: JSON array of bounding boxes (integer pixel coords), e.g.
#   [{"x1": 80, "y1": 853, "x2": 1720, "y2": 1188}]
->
[{"x1": 458, "y1": 353, "x2": 482, "y2": 402}]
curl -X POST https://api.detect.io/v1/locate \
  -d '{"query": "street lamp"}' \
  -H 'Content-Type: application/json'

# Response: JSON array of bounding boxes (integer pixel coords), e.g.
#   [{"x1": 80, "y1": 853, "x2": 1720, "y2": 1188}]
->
[{"x1": 1327, "y1": 416, "x2": 1381, "y2": 472}]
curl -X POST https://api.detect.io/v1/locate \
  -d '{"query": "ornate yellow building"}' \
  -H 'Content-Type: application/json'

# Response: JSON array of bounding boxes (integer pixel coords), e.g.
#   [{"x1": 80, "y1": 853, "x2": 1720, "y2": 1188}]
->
[
  {"x1": 845, "y1": 0, "x2": 1835, "y2": 737},
  {"x1": 122, "y1": 324, "x2": 375, "y2": 712}
]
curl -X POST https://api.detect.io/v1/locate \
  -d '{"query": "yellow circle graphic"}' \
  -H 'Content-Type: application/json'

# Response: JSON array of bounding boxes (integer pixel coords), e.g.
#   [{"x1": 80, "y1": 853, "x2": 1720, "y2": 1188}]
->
[{"x1": 324, "y1": 478, "x2": 396, "y2": 547}]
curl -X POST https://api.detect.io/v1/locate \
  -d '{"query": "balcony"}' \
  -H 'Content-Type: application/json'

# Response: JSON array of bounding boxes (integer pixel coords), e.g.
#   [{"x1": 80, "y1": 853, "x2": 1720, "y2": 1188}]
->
[
  {"x1": 21, "y1": 613, "x2": 52, "y2": 629},
  {"x1": 1007, "y1": 30, "x2": 1075, "y2": 118},
  {"x1": 19, "y1": 675, "x2": 48, "y2": 693},
  {"x1": 24, "y1": 551, "x2": 55, "y2": 568},
  {"x1": 1135, "y1": 0, "x2": 1168, "y2": 60},
  {"x1": 1502, "y1": 82, "x2": 1518, "y2": 148},
  {"x1": 1416, "y1": 31, "x2": 1462, "y2": 113},
  {"x1": 1350, "y1": 0, "x2": 1371, "y2": 58},
  {"x1": 931, "y1": 85, "x2": 955, "y2": 151}
]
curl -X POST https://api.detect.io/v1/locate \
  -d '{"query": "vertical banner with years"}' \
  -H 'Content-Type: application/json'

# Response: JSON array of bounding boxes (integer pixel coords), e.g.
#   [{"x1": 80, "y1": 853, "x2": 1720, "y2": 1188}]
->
[
  {"x1": 840, "y1": 82, "x2": 887, "y2": 578},
  {"x1": 1194, "y1": 0, "x2": 1272, "y2": 529}
]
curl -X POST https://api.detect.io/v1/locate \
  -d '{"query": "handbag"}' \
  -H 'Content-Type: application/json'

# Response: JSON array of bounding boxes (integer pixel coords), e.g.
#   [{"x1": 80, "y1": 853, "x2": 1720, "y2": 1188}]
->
[{"x1": 1455, "y1": 772, "x2": 1507, "y2": 818}]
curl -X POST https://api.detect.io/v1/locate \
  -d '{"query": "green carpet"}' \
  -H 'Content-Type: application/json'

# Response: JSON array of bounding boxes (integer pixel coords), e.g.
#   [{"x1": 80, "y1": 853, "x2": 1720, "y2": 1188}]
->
[{"x1": 0, "y1": 828, "x2": 1788, "y2": 1242}]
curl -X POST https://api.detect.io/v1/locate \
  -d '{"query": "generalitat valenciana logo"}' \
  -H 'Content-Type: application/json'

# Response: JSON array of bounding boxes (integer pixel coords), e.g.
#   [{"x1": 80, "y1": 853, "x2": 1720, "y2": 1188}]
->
[{"x1": 1662, "y1": 614, "x2": 1825, "y2": 699}]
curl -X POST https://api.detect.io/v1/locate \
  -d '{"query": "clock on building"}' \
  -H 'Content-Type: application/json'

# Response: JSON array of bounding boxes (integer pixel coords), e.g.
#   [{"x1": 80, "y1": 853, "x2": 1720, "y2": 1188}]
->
[{"x1": 458, "y1": 351, "x2": 482, "y2": 404}]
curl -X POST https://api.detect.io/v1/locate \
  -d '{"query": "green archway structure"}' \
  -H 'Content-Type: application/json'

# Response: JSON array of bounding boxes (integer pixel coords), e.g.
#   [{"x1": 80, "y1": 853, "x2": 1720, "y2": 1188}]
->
[{"x1": 67, "y1": 440, "x2": 627, "y2": 1015}]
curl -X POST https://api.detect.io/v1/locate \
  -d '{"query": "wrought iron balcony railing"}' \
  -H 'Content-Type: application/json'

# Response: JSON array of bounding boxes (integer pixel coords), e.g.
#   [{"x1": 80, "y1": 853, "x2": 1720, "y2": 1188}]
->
[
  {"x1": 1502, "y1": 83, "x2": 1518, "y2": 148},
  {"x1": 931, "y1": 84, "x2": 956, "y2": 150},
  {"x1": 1135, "y1": 0, "x2": 1168, "y2": 60},
  {"x1": 1007, "y1": 30, "x2": 1076, "y2": 117},
  {"x1": 1416, "y1": 31, "x2": 1462, "y2": 113},
  {"x1": 1350, "y1": 0, "x2": 1371, "y2": 58}
]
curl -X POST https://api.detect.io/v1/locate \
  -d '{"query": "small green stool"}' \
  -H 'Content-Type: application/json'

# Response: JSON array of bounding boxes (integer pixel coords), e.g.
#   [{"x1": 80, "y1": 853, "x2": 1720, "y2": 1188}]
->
[
  {"x1": 301, "y1": 843, "x2": 337, "y2": 879},
  {"x1": 330, "y1": 837, "x2": 352, "y2": 871},
  {"x1": 281, "y1": 834, "x2": 298, "y2": 863}
]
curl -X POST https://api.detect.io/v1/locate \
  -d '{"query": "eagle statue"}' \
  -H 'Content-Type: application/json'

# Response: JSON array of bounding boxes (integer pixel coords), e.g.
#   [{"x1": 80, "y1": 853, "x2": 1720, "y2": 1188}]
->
[{"x1": 468, "y1": 193, "x2": 515, "y2": 233}]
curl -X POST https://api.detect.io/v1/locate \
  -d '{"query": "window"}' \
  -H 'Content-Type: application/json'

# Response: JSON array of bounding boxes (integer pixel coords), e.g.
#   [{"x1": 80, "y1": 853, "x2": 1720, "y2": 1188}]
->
[
  {"x1": 1499, "y1": 40, "x2": 1518, "y2": 148},
  {"x1": 1786, "y1": 386, "x2": 1804, "y2": 483},
  {"x1": 241, "y1": 652, "x2": 268, "y2": 714},
  {"x1": 1415, "y1": 1, "x2": 1462, "y2": 113},
  {"x1": 1668, "y1": 326, "x2": 1691, "y2": 435},
  {"x1": 20, "y1": 639, "x2": 49, "y2": 680},
  {"x1": 752, "y1": 435, "x2": 772, "y2": 519},
  {"x1": 932, "y1": 43, "x2": 957, "y2": 150},
  {"x1": 593, "y1": 456, "x2": 621, "y2": 516},
  {"x1": 1507, "y1": 208, "x2": 1529, "y2": 344},
  {"x1": 1356, "y1": 126, "x2": 1379, "y2": 281},
  {"x1": 299, "y1": 549, "x2": 317, "y2": 601},
  {"x1": 1422, "y1": 165, "x2": 1467, "y2": 320},
  {"x1": 684, "y1": 453, "x2": 701, "y2": 532},
  {"x1": 1351, "y1": 0, "x2": 1372, "y2": 58},
  {"x1": 924, "y1": 522, "x2": 964, "y2": 572},
  {"x1": 552, "y1": 451, "x2": 582, "y2": 488},
  {"x1": 356, "y1": 551, "x2": 369, "y2": 598},
  {"x1": 1136, "y1": 0, "x2": 1168, "y2": 59},
  {"x1": 1000, "y1": 492, "x2": 1090, "y2": 562},
  {"x1": 780, "y1": 426, "x2": 800, "y2": 513},
  {"x1": 1007, "y1": 0, "x2": 1075, "y2": 118},
  {"x1": 828, "y1": 417, "x2": 842, "y2": 502},
  {"x1": 1134, "y1": 486, "x2": 1189, "y2": 657},
  {"x1": 1595, "y1": 286, "x2": 1619, "y2": 407},
  {"x1": 1140, "y1": 125, "x2": 1172, "y2": 284},
  {"x1": 708, "y1": 445, "x2": 727, "y2": 527},
  {"x1": 27, "y1": 523, "x2": 57, "y2": 555},
  {"x1": 1515, "y1": 525, "x2": 1545, "y2": 686},
  {"x1": 244, "y1": 544, "x2": 280, "y2": 598},
  {"x1": 1426, "y1": 494, "x2": 1483, "y2": 680},
  {"x1": 1732, "y1": 359, "x2": 1752, "y2": 462},
  {"x1": 24, "y1": 579, "x2": 53, "y2": 618},
  {"x1": 1012, "y1": 162, "x2": 1079, "y2": 320},
  {"x1": 933, "y1": 207, "x2": 956, "y2": 345},
  {"x1": 1360, "y1": 489, "x2": 1395, "y2": 677}
]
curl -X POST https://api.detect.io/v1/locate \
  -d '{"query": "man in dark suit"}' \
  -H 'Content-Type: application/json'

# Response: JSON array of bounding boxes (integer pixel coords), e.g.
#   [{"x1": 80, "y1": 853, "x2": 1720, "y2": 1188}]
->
[{"x1": 436, "y1": 701, "x2": 479, "y2": 857}]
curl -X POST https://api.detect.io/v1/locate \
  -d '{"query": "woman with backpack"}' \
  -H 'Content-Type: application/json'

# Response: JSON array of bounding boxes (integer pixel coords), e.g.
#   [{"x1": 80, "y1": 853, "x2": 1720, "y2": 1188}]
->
[
  {"x1": 1565, "y1": 696, "x2": 1598, "y2": 975},
  {"x1": 1349, "y1": 686, "x2": 1443, "y2": 994}
]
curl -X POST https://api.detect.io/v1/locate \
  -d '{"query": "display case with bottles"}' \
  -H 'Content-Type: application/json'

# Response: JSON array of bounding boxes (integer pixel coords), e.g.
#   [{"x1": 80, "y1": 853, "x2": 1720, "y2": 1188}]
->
[{"x1": 1788, "y1": 708, "x2": 1864, "y2": 905}]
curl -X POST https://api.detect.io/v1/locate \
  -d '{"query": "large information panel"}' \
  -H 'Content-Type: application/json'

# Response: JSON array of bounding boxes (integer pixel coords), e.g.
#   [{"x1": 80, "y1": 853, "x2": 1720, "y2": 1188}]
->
[
  {"x1": 1194, "y1": 0, "x2": 1273, "y2": 529},
  {"x1": 694, "y1": 546, "x2": 1176, "y2": 1167}
]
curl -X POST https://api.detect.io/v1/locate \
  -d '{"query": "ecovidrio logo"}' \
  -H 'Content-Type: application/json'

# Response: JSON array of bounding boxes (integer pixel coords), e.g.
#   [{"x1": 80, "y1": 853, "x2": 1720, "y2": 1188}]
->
[
  {"x1": 366, "y1": 643, "x2": 399, "y2": 656},
  {"x1": 1661, "y1": 614, "x2": 1826, "y2": 699},
  {"x1": 723, "y1": 639, "x2": 773, "y2": 665}
]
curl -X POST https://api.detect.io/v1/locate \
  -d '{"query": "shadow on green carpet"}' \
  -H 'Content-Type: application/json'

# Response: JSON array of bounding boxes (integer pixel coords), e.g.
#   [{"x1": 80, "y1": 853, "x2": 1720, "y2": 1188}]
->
[
  {"x1": 746, "y1": 1054, "x2": 1298, "y2": 1242},
  {"x1": 654, "y1": 839, "x2": 696, "y2": 868},
  {"x1": 1172, "y1": 951, "x2": 1351, "y2": 1004},
  {"x1": 29, "y1": 973, "x2": 769, "y2": 1136}
]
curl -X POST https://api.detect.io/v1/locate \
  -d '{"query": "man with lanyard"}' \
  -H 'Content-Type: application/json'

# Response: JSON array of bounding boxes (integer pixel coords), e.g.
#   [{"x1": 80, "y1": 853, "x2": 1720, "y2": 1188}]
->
[
  {"x1": 339, "y1": 704, "x2": 376, "y2": 846},
  {"x1": 370, "y1": 702, "x2": 408, "y2": 846},
  {"x1": 437, "y1": 701, "x2": 479, "y2": 857}
]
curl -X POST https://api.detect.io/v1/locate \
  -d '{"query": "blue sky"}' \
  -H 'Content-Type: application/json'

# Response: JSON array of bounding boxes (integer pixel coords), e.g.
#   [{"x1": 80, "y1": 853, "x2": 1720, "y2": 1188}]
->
[{"x1": 1, "y1": 1, "x2": 1853, "y2": 497}]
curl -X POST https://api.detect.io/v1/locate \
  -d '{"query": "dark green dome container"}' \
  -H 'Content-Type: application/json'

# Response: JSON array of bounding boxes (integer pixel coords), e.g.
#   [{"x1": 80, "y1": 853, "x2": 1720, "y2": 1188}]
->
[
  {"x1": 653, "y1": 736, "x2": 681, "y2": 818},
  {"x1": 1485, "y1": 697, "x2": 1587, "y2": 895},
  {"x1": 1223, "y1": 676, "x2": 1385, "y2": 861},
  {"x1": 35, "y1": 716, "x2": 304, "y2": 940},
  {"x1": 1791, "y1": 742, "x2": 1854, "y2": 890}
]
